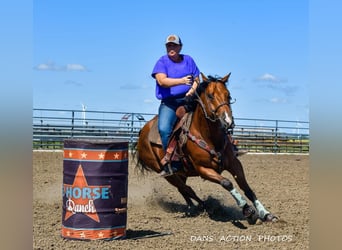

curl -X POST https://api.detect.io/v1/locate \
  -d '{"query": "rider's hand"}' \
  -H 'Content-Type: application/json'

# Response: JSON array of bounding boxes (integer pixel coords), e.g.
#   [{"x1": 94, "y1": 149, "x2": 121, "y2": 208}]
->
[{"x1": 182, "y1": 75, "x2": 193, "y2": 85}]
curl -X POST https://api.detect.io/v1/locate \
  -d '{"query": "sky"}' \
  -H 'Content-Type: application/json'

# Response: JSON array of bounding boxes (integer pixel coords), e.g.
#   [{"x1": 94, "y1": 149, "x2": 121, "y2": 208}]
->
[{"x1": 33, "y1": 0, "x2": 309, "y2": 122}]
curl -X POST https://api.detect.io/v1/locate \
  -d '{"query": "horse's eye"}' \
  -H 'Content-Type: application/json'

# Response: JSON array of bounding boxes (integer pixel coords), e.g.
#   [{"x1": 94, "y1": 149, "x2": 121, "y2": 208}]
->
[{"x1": 207, "y1": 93, "x2": 214, "y2": 100}]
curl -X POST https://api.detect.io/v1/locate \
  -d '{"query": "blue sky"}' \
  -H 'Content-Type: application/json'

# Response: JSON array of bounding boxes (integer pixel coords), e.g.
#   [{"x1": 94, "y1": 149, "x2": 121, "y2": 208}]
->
[{"x1": 33, "y1": 0, "x2": 309, "y2": 121}]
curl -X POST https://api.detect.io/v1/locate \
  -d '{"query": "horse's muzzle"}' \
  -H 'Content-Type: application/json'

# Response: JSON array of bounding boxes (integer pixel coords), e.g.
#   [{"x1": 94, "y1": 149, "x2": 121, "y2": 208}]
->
[{"x1": 219, "y1": 112, "x2": 234, "y2": 133}]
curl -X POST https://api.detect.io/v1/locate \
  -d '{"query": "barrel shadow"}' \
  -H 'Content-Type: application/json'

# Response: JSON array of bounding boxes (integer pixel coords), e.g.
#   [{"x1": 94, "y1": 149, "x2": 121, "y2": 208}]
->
[{"x1": 125, "y1": 229, "x2": 172, "y2": 240}]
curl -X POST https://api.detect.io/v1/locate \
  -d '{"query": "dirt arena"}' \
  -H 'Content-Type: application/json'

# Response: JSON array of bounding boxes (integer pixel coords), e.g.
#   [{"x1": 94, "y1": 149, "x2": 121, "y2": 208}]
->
[{"x1": 33, "y1": 151, "x2": 309, "y2": 250}]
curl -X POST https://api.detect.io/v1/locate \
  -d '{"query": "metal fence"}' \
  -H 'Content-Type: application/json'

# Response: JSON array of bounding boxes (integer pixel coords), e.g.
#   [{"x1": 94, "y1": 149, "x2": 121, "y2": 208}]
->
[{"x1": 33, "y1": 108, "x2": 309, "y2": 153}]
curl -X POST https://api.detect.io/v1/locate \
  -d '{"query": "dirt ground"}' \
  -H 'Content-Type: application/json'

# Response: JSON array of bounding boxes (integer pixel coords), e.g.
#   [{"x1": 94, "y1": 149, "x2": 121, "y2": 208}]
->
[{"x1": 33, "y1": 151, "x2": 309, "y2": 250}]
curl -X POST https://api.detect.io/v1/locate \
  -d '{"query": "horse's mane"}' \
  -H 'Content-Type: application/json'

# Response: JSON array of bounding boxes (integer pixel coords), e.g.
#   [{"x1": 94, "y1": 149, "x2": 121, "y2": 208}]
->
[
  {"x1": 197, "y1": 75, "x2": 226, "y2": 95},
  {"x1": 207, "y1": 75, "x2": 223, "y2": 82}
]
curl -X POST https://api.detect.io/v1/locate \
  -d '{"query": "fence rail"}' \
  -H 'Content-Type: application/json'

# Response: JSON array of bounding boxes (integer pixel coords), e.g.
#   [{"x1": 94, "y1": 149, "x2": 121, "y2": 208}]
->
[{"x1": 33, "y1": 108, "x2": 309, "y2": 153}]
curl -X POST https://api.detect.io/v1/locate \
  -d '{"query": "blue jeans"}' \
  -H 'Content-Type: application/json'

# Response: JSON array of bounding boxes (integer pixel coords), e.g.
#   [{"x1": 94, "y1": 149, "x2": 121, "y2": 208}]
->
[{"x1": 158, "y1": 97, "x2": 186, "y2": 151}]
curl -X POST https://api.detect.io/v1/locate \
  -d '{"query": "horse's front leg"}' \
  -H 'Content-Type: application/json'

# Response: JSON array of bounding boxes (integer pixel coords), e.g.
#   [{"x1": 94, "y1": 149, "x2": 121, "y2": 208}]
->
[
  {"x1": 195, "y1": 166, "x2": 256, "y2": 221},
  {"x1": 229, "y1": 158, "x2": 278, "y2": 222}
]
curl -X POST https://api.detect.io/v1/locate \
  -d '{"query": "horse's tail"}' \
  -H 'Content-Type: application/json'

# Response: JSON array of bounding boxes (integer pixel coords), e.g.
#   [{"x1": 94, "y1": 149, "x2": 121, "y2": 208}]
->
[{"x1": 132, "y1": 131, "x2": 152, "y2": 175}]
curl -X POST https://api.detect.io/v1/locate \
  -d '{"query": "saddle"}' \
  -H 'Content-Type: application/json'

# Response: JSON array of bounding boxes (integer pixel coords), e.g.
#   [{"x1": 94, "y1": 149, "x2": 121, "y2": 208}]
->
[{"x1": 148, "y1": 106, "x2": 194, "y2": 171}]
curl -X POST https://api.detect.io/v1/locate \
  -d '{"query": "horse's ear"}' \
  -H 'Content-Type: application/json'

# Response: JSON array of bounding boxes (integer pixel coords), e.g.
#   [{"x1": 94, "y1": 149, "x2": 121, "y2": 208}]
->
[
  {"x1": 221, "y1": 72, "x2": 231, "y2": 83},
  {"x1": 200, "y1": 72, "x2": 208, "y2": 82}
]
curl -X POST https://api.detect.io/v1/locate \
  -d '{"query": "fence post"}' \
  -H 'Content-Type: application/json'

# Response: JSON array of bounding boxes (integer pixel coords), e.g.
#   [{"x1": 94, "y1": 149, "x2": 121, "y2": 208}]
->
[
  {"x1": 71, "y1": 111, "x2": 74, "y2": 138},
  {"x1": 130, "y1": 113, "x2": 134, "y2": 147},
  {"x1": 274, "y1": 120, "x2": 279, "y2": 153}
]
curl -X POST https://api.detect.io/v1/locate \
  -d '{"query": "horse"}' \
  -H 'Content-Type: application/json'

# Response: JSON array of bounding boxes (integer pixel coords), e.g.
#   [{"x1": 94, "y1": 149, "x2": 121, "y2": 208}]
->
[{"x1": 134, "y1": 72, "x2": 278, "y2": 224}]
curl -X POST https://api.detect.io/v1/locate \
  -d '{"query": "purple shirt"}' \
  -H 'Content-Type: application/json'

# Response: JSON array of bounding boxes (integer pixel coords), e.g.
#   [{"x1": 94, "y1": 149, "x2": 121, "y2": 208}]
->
[{"x1": 151, "y1": 54, "x2": 200, "y2": 100}]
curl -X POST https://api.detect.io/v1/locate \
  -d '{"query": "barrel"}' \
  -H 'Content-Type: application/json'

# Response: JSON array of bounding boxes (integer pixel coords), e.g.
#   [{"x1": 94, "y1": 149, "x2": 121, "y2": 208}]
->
[{"x1": 61, "y1": 139, "x2": 128, "y2": 240}]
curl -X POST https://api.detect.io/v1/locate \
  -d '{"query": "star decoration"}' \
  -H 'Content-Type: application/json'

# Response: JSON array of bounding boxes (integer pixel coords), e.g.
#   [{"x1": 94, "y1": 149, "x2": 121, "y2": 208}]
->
[
  {"x1": 63, "y1": 164, "x2": 111, "y2": 222},
  {"x1": 114, "y1": 153, "x2": 119, "y2": 159},
  {"x1": 98, "y1": 152, "x2": 105, "y2": 159}
]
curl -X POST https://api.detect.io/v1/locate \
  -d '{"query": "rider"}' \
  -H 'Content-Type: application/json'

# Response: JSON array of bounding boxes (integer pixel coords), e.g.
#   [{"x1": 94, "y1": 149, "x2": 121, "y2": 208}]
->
[
  {"x1": 152, "y1": 34, "x2": 246, "y2": 177},
  {"x1": 151, "y1": 34, "x2": 200, "y2": 177}
]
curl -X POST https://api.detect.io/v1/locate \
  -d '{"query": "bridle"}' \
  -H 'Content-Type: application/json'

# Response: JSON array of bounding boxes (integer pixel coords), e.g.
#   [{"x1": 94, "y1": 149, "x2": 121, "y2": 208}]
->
[{"x1": 193, "y1": 79, "x2": 233, "y2": 123}]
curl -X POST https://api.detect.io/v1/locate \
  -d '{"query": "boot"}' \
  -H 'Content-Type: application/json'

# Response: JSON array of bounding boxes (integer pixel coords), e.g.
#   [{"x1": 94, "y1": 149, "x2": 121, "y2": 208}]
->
[{"x1": 159, "y1": 161, "x2": 183, "y2": 177}]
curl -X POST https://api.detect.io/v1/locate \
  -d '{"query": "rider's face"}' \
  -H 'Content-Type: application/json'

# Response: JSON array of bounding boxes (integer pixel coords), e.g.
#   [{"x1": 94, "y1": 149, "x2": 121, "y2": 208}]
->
[{"x1": 166, "y1": 43, "x2": 181, "y2": 57}]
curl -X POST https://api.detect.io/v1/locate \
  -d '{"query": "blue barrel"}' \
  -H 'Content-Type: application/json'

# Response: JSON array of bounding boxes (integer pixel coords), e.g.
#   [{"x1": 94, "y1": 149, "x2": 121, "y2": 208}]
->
[{"x1": 61, "y1": 139, "x2": 128, "y2": 240}]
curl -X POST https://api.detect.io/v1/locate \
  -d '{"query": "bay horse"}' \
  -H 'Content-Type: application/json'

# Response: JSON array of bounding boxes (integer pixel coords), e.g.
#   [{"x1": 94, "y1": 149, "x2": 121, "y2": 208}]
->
[{"x1": 135, "y1": 72, "x2": 277, "y2": 223}]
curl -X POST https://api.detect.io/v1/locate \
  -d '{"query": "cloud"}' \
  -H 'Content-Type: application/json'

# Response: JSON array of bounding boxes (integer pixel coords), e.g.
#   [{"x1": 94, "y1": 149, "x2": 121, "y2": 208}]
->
[
  {"x1": 34, "y1": 61, "x2": 58, "y2": 71},
  {"x1": 34, "y1": 61, "x2": 89, "y2": 72},
  {"x1": 267, "y1": 85, "x2": 298, "y2": 96},
  {"x1": 64, "y1": 64, "x2": 88, "y2": 72},
  {"x1": 270, "y1": 97, "x2": 288, "y2": 104},
  {"x1": 257, "y1": 73, "x2": 278, "y2": 82},
  {"x1": 64, "y1": 80, "x2": 83, "y2": 87},
  {"x1": 255, "y1": 97, "x2": 289, "y2": 104},
  {"x1": 254, "y1": 73, "x2": 297, "y2": 96},
  {"x1": 255, "y1": 73, "x2": 287, "y2": 83}
]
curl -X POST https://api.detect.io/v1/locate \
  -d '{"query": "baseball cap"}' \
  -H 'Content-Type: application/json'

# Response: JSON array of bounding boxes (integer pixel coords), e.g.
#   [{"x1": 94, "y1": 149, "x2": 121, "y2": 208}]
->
[{"x1": 165, "y1": 34, "x2": 182, "y2": 45}]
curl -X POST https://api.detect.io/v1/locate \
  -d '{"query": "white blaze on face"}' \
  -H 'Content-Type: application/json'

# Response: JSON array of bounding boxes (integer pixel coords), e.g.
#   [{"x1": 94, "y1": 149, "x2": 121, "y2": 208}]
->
[{"x1": 224, "y1": 112, "x2": 232, "y2": 126}]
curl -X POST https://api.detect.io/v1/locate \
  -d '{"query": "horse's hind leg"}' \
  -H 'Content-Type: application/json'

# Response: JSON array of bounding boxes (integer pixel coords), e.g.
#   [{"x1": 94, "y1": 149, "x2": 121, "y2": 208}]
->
[
  {"x1": 165, "y1": 175, "x2": 205, "y2": 216},
  {"x1": 229, "y1": 158, "x2": 278, "y2": 222},
  {"x1": 177, "y1": 188, "x2": 204, "y2": 216}
]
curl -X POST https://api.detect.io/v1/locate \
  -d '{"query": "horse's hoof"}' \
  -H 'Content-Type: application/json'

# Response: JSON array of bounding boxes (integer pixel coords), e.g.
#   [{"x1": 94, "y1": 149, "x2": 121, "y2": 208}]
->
[
  {"x1": 197, "y1": 203, "x2": 206, "y2": 213},
  {"x1": 263, "y1": 213, "x2": 278, "y2": 222},
  {"x1": 243, "y1": 204, "x2": 258, "y2": 225},
  {"x1": 242, "y1": 204, "x2": 255, "y2": 217}
]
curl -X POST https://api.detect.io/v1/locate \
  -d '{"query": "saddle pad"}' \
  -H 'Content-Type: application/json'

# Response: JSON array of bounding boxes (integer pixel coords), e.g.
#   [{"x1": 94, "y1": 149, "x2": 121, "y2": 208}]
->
[
  {"x1": 147, "y1": 112, "x2": 193, "y2": 146},
  {"x1": 148, "y1": 116, "x2": 162, "y2": 146}
]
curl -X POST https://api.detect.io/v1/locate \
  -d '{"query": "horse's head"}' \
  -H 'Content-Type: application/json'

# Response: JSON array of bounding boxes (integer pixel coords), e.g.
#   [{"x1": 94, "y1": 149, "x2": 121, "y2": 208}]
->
[{"x1": 196, "y1": 72, "x2": 235, "y2": 132}]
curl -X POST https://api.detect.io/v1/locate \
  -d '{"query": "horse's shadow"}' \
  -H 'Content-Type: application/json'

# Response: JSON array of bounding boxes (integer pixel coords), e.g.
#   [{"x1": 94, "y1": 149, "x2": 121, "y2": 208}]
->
[
  {"x1": 125, "y1": 196, "x2": 247, "y2": 239},
  {"x1": 156, "y1": 195, "x2": 247, "y2": 229}
]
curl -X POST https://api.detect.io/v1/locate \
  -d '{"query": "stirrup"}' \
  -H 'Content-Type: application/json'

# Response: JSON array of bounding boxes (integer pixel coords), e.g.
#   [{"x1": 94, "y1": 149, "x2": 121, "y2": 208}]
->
[
  {"x1": 159, "y1": 170, "x2": 173, "y2": 177},
  {"x1": 159, "y1": 164, "x2": 174, "y2": 177}
]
